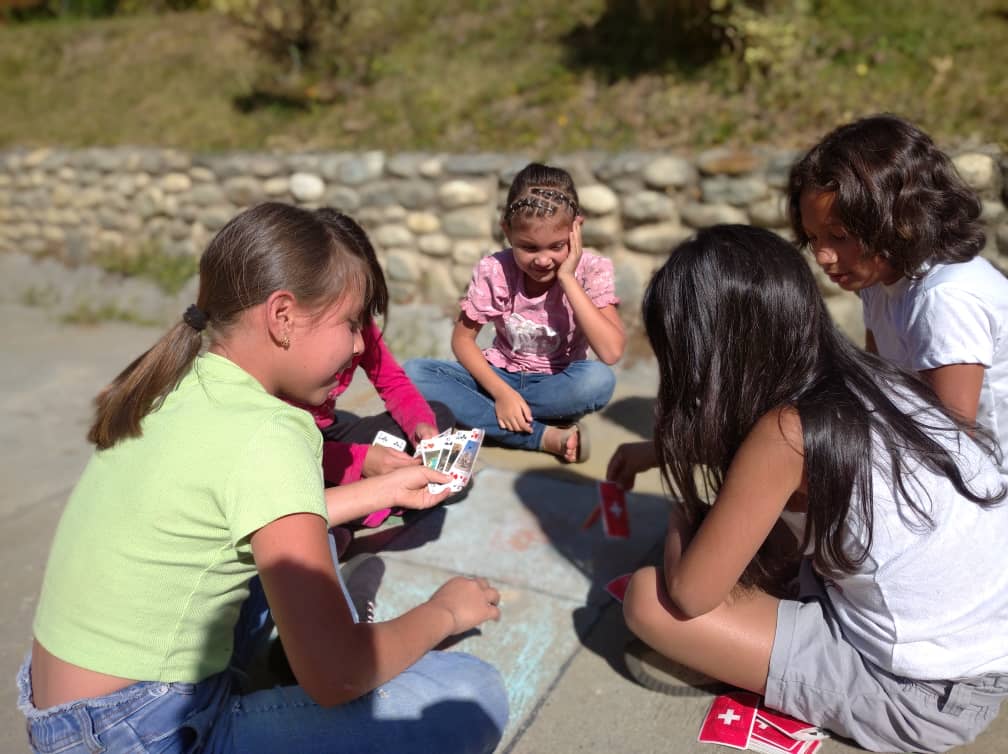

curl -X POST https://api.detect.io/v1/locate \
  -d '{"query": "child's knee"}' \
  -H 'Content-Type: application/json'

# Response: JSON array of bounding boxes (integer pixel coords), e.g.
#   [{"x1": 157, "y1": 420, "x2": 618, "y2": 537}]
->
[
  {"x1": 427, "y1": 653, "x2": 509, "y2": 734},
  {"x1": 403, "y1": 358, "x2": 436, "y2": 384},
  {"x1": 622, "y1": 566, "x2": 662, "y2": 635},
  {"x1": 574, "y1": 362, "x2": 616, "y2": 408}
]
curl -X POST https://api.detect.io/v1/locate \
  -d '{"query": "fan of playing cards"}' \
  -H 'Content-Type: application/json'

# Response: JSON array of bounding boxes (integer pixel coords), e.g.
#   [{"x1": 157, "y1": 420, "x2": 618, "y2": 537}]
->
[
  {"x1": 359, "y1": 428, "x2": 485, "y2": 528},
  {"x1": 699, "y1": 691, "x2": 828, "y2": 753},
  {"x1": 415, "y1": 428, "x2": 485, "y2": 494}
]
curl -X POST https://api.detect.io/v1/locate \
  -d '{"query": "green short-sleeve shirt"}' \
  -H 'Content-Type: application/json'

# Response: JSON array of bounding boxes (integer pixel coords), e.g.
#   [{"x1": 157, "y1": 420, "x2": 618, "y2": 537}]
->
[{"x1": 33, "y1": 353, "x2": 327, "y2": 682}]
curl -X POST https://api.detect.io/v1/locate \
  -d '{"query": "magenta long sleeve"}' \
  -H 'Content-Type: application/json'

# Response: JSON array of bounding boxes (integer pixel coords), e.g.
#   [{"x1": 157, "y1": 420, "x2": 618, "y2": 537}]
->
[{"x1": 312, "y1": 322, "x2": 437, "y2": 485}]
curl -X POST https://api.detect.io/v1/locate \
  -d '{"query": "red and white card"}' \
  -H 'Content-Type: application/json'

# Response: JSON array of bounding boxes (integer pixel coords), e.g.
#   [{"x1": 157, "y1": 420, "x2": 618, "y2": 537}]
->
[
  {"x1": 698, "y1": 691, "x2": 760, "y2": 749},
  {"x1": 755, "y1": 706, "x2": 828, "y2": 743},
  {"x1": 750, "y1": 720, "x2": 808, "y2": 754},
  {"x1": 598, "y1": 481, "x2": 630, "y2": 538},
  {"x1": 698, "y1": 693, "x2": 827, "y2": 753},
  {"x1": 604, "y1": 572, "x2": 633, "y2": 602}
]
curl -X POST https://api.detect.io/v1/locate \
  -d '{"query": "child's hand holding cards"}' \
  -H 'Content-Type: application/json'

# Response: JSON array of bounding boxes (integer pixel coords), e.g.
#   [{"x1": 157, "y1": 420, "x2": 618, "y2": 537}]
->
[
  {"x1": 421, "y1": 428, "x2": 484, "y2": 494},
  {"x1": 361, "y1": 430, "x2": 411, "y2": 528}
]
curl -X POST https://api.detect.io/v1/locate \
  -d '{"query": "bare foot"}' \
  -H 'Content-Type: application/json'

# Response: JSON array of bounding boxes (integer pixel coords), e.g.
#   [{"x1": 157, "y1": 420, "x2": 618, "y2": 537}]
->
[{"x1": 541, "y1": 425, "x2": 581, "y2": 463}]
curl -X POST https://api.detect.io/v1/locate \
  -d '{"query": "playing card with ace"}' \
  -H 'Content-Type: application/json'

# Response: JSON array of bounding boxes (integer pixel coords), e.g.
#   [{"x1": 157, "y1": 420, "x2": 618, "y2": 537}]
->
[{"x1": 361, "y1": 430, "x2": 409, "y2": 527}]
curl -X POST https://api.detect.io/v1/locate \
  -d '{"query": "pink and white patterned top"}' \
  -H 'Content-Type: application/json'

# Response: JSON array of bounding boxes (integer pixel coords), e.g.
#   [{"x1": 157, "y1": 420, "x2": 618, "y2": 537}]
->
[{"x1": 460, "y1": 249, "x2": 619, "y2": 374}]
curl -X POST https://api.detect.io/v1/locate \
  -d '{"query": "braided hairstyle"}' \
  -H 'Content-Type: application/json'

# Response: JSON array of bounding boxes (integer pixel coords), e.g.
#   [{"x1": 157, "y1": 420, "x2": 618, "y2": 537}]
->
[{"x1": 502, "y1": 163, "x2": 580, "y2": 228}]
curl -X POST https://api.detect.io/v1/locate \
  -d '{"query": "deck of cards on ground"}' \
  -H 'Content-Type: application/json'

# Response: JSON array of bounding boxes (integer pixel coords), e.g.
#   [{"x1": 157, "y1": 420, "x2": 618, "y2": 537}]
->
[
  {"x1": 699, "y1": 691, "x2": 827, "y2": 753},
  {"x1": 416, "y1": 428, "x2": 484, "y2": 494}
]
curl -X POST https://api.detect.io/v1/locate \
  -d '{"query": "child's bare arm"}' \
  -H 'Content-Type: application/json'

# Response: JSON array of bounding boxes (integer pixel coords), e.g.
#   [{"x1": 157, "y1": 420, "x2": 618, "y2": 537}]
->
[
  {"x1": 452, "y1": 314, "x2": 533, "y2": 432},
  {"x1": 323, "y1": 466, "x2": 452, "y2": 525},
  {"x1": 557, "y1": 218, "x2": 625, "y2": 364},
  {"x1": 664, "y1": 408, "x2": 804, "y2": 617},
  {"x1": 920, "y1": 362, "x2": 985, "y2": 423},
  {"x1": 252, "y1": 513, "x2": 500, "y2": 707}
]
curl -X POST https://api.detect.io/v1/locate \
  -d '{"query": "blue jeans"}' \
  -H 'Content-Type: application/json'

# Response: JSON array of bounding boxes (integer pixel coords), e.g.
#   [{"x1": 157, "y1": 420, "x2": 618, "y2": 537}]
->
[
  {"x1": 403, "y1": 358, "x2": 616, "y2": 450},
  {"x1": 17, "y1": 556, "x2": 508, "y2": 753}
]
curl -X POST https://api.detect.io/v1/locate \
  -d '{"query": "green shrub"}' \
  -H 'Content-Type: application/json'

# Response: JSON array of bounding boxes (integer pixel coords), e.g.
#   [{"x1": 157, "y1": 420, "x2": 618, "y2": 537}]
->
[{"x1": 94, "y1": 241, "x2": 198, "y2": 295}]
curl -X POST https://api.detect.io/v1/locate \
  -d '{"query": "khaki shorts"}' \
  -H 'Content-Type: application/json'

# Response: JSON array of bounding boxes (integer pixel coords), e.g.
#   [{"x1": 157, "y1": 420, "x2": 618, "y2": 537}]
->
[{"x1": 766, "y1": 560, "x2": 1008, "y2": 753}]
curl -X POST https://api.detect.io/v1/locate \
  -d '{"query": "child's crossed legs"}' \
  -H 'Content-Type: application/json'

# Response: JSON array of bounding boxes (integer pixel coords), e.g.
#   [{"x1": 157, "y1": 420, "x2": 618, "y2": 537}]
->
[{"x1": 404, "y1": 358, "x2": 614, "y2": 452}]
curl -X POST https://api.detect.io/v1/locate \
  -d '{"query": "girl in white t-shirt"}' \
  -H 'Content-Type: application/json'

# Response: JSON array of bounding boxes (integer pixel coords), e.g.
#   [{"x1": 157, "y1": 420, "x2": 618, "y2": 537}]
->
[
  {"x1": 788, "y1": 113, "x2": 1008, "y2": 474},
  {"x1": 405, "y1": 162, "x2": 626, "y2": 462},
  {"x1": 609, "y1": 225, "x2": 1008, "y2": 753}
]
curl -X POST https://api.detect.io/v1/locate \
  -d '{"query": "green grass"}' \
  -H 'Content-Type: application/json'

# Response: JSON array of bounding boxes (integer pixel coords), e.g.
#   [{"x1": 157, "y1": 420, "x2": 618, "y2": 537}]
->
[
  {"x1": 1, "y1": 1, "x2": 1006, "y2": 152},
  {"x1": 61, "y1": 303, "x2": 159, "y2": 326},
  {"x1": 93, "y1": 242, "x2": 198, "y2": 295}
]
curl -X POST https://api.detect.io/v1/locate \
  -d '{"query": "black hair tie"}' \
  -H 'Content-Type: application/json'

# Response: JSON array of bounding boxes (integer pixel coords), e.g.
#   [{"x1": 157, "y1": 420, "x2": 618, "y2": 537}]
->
[{"x1": 183, "y1": 304, "x2": 208, "y2": 332}]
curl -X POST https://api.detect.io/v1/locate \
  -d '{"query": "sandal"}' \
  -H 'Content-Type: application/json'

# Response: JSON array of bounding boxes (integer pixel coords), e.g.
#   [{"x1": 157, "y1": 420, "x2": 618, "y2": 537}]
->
[
  {"x1": 573, "y1": 422, "x2": 590, "y2": 463},
  {"x1": 541, "y1": 423, "x2": 591, "y2": 464},
  {"x1": 623, "y1": 638, "x2": 728, "y2": 697}
]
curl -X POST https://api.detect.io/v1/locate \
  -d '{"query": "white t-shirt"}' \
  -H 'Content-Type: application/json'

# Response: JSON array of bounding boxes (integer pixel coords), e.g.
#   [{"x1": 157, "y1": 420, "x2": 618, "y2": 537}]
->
[
  {"x1": 822, "y1": 393, "x2": 1008, "y2": 680},
  {"x1": 861, "y1": 257, "x2": 1008, "y2": 476}
]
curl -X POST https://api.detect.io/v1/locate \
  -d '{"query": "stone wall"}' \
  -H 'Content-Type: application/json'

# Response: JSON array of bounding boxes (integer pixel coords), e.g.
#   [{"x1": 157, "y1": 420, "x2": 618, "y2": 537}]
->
[{"x1": 1, "y1": 145, "x2": 1006, "y2": 340}]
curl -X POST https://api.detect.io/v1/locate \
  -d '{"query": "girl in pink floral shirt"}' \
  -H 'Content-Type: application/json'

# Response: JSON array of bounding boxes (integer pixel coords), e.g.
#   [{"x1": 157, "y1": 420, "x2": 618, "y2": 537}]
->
[{"x1": 406, "y1": 163, "x2": 625, "y2": 462}]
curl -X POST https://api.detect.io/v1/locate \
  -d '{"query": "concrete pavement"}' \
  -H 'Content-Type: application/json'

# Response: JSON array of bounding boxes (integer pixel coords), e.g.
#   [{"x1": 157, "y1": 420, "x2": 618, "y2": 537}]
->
[{"x1": 2, "y1": 303, "x2": 1006, "y2": 753}]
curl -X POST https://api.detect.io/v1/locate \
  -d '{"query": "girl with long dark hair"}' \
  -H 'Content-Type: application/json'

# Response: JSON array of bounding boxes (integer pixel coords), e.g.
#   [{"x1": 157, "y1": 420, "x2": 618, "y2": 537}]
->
[{"x1": 611, "y1": 225, "x2": 1008, "y2": 753}]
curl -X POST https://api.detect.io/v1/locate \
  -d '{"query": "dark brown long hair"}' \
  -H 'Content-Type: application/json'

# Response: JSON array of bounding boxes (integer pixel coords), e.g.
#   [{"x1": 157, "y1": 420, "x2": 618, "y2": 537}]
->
[
  {"x1": 643, "y1": 225, "x2": 1003, "y2": 587},
  {"x1": 788, "y1": 113, "x2": 985, "y2": 279},
  {"x1": 88, "y1": 202, "x2": 376, "y2": 449}
]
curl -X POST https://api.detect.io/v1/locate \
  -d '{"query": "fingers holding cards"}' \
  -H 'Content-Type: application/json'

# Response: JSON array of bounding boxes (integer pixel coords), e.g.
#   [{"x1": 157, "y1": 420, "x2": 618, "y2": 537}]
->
[{"x1": 415, "y1": 428, "x2": 485, "y2": 495}]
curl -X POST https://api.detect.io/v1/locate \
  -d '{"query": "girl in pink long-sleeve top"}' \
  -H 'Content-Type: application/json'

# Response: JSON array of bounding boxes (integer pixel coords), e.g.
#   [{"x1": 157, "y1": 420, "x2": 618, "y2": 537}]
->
[{"x1": 303, "y1": 320, "x2": 454, "y2": 486}]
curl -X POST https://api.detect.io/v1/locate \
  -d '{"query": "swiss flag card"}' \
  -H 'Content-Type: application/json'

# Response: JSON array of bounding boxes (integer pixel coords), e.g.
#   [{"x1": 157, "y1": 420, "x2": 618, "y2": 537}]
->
[
  {"x1": 698, "y1": 691, "x2": 760, "y2": 749},
  {"x1": 749, "y1": 720, "x2": 807, "y2": 754},
  {"x1": 756, "y1": 706, "x2": 828, "y2": 743},
  {"x1": 604, "y1": 573, "x2": 633, "y2": 602},
  {"x1": 598, "y1": 481, "x2": 630, "y2": 539}
]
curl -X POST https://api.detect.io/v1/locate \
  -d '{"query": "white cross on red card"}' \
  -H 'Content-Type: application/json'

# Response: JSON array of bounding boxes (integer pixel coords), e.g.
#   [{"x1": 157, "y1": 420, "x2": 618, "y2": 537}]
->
[
  {"x1": 597, "y1": 480, "x2": 630, "y2": 538},
  {"x1": 698, "y1": 692, "x2": 826, "y2": 753}
]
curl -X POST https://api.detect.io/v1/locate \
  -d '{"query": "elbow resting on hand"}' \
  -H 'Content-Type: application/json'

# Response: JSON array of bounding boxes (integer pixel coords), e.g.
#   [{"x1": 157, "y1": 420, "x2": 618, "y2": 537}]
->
[{"x1": 622, "y1": 566, "x2": 715, "y2": 639}]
